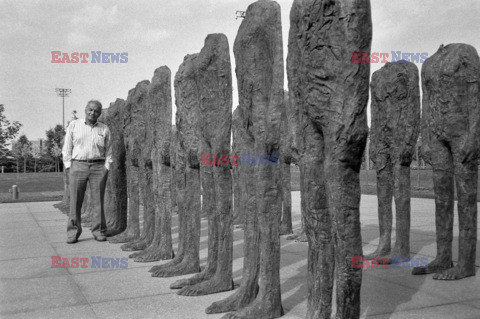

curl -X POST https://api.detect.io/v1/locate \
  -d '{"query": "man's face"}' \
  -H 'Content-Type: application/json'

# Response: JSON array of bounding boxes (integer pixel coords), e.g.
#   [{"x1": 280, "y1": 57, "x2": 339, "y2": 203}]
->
[{"x1": 85, "y1": 102, "x2": 102, "y2": 123}]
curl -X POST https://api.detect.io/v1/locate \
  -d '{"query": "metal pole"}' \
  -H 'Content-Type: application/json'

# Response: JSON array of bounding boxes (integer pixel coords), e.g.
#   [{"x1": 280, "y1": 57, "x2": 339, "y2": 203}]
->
[
  {"x1": 62, "y1": 95, "x2": 65, "y2": 128},
  {"x1": 55, "y1": 88, "x2": 71, "y2": 129}
]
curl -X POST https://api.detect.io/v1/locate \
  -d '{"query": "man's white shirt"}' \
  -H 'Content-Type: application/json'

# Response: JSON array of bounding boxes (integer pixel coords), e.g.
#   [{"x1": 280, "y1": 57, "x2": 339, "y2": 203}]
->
[{"x1": 62, "y1": 119, "x2": 113, "y2": 170}]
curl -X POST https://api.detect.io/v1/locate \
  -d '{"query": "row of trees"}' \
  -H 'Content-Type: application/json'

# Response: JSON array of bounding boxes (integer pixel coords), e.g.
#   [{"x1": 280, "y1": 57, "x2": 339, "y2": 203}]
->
[{"x1": 0, "y1": 104, "x2": 66, "y2": 173}]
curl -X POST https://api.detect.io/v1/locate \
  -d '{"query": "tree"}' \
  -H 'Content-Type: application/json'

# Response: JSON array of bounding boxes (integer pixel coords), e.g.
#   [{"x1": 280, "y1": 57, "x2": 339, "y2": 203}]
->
[
  {"x1": 45, "y1": 125, "x2": 65, "y2": 172},
  {"x1": 0, "y1": 104, "x2": 22, "y2": 158},
  {"x1": 32, "y1": 144, "x2": 43, "y2": 173},
  {"x1": 12, "y1": 135, "x2": 32, "y2": 173}
]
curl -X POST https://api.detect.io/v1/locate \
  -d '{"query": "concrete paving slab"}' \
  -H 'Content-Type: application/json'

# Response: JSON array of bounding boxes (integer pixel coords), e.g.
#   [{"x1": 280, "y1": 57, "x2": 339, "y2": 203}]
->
[
  {"x1": 1, "y1": 197, "x2": 480, "y2": 318},
  {"x1": 0, "y1": 275, "x2": 88, "y2": 315},
  {"x1": 89, "y1": 293, "x2": 226, "y2": 319},
  {"x1": 39, "y1": 225, "x2": 66, "y2": 234},
  {"x1": 0, "y1": 221, "x2": 40, "y2": 230},
  {"x1": 71, "y1": 266, "x2": 181, "y2": 303},
  {"x1": 30, "y1": 212, "x2": 66, "y2": 221},
  {"x1": 0, "y1": 233, "x2": 49, "y2": 248},
  {"x1": 0, "y1": 206, "x2": 27, "y2": 214},
  {"x1": 44, "y1": 232, "x2": 70, "y2": 244},
  {"x1": 0, "y1": 243, "x2": 56, "y2": 261},
  {"x1": 59, "y1": 251, "x2": 152, "y2": 275},
  {"x1": 0, "y1": 256, "x2": 69, "y2": 279},
  {"x1": 372, "y1": 267, "x2": 480, "y2": 304},
  {"x1": 461, "y1": 298, "x2": 480, "y2": 310},
  {"x1": 1, "y1": 304, "x2": 97, "y2": 319},
  {"x1": 52, "y1": 239, "x2": 124, "y2": 256},
  {"x1": 37, "y1": 219, "x2": 67, "y2": 228},
  {"x1": 0, "y1": 213, "x2": 35, "y2": 223},
  {"x1": 366, "y1": 303, "x2": 480, "y2": 319},
  {"x1": 24, "y1": 202, "x2": 62, "y2": 213},
  {"x1": 0, "y1": 228, "x2": 44, "y2": 242},
  {"x1": 359, "y1": 274, "x2": 452, "y2": 317}
]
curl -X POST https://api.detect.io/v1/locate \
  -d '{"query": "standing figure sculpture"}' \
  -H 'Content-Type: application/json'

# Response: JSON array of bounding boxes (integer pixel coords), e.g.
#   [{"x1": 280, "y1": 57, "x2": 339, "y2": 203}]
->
[
  {"x1": 130, "y1": 66, "x2": 174, "y2": 262},
  {"x1": 150, "y1": 54, "x2": 202, "y2": 277},
  {"x1": 102, "y1": 99, "x2": 128, "y2": 237},
  {"x1": 288, "y1": 0, "x2": 372, "y2": 318},
  {"x1": 108, "y1": 83, "x2": 146, "y2": 244},
  {"x1": 206, "y1": 1, "x2": 284, "y2": 318},
  {"x1": 121, "y1": 80, "x2": 157, "y2": 253},
  {"x1": 171, "y1": 34, "x2": 234, "y2": 296},
  {"x1": 412, "y1": 43, "x2": 479, "y2": 280},
  {"x1": 368, "y1": 62, "x2": 421, "y2": 262}
]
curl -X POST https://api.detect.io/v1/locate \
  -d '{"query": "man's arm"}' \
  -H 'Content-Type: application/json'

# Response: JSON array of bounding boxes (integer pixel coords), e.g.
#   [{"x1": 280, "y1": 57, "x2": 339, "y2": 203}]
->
[
  {"x1": 62, "y1": 121, "x2": 74, "y2": 169},
  {"x1": 104, "y1": 126, "x2": 113, "y2": 170}
]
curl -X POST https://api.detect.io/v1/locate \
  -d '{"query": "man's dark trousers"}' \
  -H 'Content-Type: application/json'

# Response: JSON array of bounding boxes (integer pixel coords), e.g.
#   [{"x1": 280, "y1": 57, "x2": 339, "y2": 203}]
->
[{"x1": 68, "y1": 160, "x2": 109, "y2": 240}]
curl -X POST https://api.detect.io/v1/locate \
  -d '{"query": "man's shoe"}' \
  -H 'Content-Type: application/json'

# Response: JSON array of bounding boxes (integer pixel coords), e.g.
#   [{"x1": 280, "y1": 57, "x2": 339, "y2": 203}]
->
[
  {"x1": 93, "y1": 234, "x2": 107, "y2": 242},
  {"x1": 67, "y1": 237, "x2": 78, "y2": 244}
]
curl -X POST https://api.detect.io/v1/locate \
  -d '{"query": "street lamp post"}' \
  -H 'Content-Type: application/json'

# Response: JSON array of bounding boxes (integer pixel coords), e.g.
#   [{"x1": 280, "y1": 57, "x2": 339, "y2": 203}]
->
[{"x1": 55, "y1": 88, "x2": 71, "y2": 128}]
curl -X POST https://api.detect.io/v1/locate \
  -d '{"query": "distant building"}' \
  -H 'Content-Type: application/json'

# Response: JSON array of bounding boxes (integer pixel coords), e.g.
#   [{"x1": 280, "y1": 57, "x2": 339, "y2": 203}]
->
[{"x1": 30, "y1": 139, "x2": 44, "y2": 152}]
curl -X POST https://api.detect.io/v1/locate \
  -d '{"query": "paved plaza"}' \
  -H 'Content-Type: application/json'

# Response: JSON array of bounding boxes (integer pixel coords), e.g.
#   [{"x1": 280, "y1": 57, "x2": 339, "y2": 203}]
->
[{"x1": 1, "y1": 193, "x2": 479, "y2": 318}]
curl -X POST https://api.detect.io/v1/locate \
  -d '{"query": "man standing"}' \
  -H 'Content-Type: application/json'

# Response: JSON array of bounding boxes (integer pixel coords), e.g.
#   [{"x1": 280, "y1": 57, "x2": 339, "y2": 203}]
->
[{"x1": 62, "y1": 100, "x2": 112, "y2": 244}]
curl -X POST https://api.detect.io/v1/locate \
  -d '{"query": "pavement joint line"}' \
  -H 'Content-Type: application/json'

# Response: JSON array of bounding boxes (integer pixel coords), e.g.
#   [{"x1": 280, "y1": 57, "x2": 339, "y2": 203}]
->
[
  {"x1": 85, "y1": 290, "x2": 189, "y2": 307},
  {"x1": 367, "y1": 299, "x2": 480, "y2": 317},
  {"x1": 67, "y1": 262, "x2": 154, "y2": 276},
  {"x1": 0, "y1": 255, "x2": 59, "y2": 262},
  {"x1": 0, "y1": 299, "x2": 93, "y2": 317}
]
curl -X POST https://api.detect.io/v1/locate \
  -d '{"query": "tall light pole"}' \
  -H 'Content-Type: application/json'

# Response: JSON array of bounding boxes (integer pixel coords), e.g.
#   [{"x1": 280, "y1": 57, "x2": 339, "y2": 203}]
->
[{"x1": 55, "y1": 88, "x2": 71, "y2": 128}]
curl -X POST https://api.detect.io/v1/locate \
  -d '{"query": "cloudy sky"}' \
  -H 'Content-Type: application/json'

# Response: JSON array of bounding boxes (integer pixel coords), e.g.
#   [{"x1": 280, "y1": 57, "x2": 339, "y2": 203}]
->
[{"x1": 1, "y1": 0, "x2": 479, "y2": 140}]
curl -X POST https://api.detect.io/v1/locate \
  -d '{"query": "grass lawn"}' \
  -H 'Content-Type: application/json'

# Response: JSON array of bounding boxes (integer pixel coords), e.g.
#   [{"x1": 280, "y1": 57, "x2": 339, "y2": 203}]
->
[
  {"x1": 291, "y1": 167, "x2": 480, "y2": 201},
  {"x1": 0, "y1": 172, "x2": 64, "y2": 203},
  {"x1": 1, "y1": 168, "x2": 479, "y2": 203}
]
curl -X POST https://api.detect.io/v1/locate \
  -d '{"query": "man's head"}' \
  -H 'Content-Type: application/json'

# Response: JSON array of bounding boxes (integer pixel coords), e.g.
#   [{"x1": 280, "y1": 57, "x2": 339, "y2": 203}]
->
[{"x1": 85, "y1": 100, "x2": 102, "y2": 124}]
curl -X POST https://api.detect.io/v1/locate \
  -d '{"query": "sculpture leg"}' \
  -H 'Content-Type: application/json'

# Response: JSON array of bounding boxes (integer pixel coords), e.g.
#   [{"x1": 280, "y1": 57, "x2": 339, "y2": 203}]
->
[
  {"x1": 179, "y1": 143, "x2": 234, "y2": 296},
  {"x1": 121, "y1": 161, "x2": 155, "y2": 251},
  {"x1": 109, "y1": 161, "x2": 140, "y2": 243},
  {"x1": 389, "y1": 163, "x2": 411, "y2": 262},
  {"x1": 150, "y1": 153, "x2": 186, "y2": 274},
  {"x1": 413, "y1": 138, "x2": 454, "y2": 275},
  {"x1": 367, "y1": 158, "x2": 393, "y2": 259},
  {"x1": 132, "y1": 155, "x2": 174, "y2": 262},
  {"x1": 434, "y1": 151, "x2": 477, "y2": 280},
  {"x1": 304, "y1": 121, "x2": 334, "y2": 319},
  {"x1": 156, "y1": 163, "x2": 174, "y2": 258},
  {"x1": 221, "y1": 146, "x2": 283, "y2": 319},
  {"x1": 152, "y1": 163, "x2": 201, "y2": 277},
  {"x1": 326, "y1": 157, "x2": 363, "y2": 319},
  {"x1": 172, "y1": 157, "x2": 218, "y2": 289},
  {"x1": 206, "y1": 163, "x2": 260, "y2": 314}
]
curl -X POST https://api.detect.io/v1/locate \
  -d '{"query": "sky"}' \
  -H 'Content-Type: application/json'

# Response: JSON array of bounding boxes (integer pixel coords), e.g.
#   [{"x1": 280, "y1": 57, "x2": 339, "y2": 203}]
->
[{"x1": 1, "y1": 0, "x2": 479, "y2": 140}]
